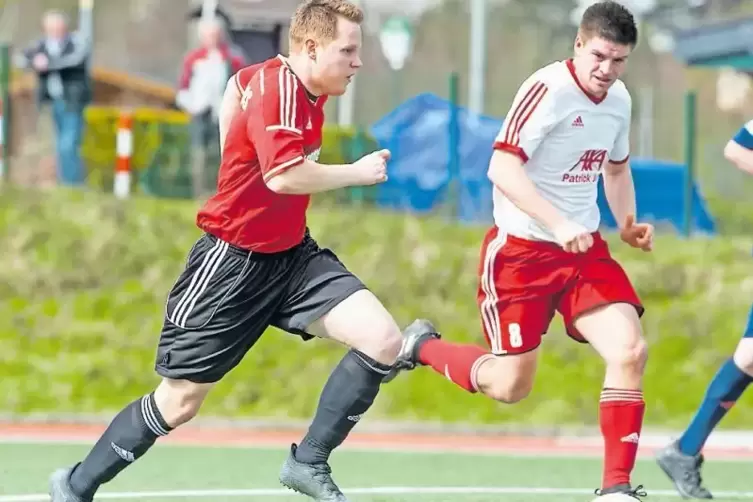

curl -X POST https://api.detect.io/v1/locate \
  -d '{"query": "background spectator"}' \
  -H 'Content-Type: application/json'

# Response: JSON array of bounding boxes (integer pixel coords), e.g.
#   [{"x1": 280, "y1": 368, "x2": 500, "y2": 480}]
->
[
  {"x1": 17, "y1": 9, "x2": 92, "y2": 186},
  {"x1": 176, "y1": 16, "x2": 245, "y2": 196}
]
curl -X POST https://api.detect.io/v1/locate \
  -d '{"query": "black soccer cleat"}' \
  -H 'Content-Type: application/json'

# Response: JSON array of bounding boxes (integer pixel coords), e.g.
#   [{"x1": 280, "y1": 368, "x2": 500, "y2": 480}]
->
[
  {"x1": 382, "y1": 319, "x2": 441, "y2": 383},
  {"x1": 594, "y1": 483, "x2": 647, "y2": 499},
  {"x1": 279, "y1": 444, "x2": 349, "y2": 501},
  {"x1": 48, "y1": 465, "x2": 91, "y2": 502},
  {"x1": 656, "y1": 441, "x2": 713, "y2": 499}
]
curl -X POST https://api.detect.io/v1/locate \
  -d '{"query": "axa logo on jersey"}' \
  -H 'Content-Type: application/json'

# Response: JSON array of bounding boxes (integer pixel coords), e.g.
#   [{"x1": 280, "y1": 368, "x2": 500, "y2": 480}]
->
[{"x1": 562, "y1": 149, "x2": 607, "y2": 184}]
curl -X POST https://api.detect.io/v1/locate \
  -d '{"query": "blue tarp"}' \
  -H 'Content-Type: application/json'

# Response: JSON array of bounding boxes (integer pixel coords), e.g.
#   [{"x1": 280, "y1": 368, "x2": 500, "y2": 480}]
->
[{"x1": 369, "y1": 93, "x2": 716, "y2": 234}]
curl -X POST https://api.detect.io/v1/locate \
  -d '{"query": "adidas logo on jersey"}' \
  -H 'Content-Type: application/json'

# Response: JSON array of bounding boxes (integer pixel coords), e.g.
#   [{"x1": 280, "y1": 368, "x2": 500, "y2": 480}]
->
[{"x1": 571, "y1": 115, "x2": 584, "y2": 127}]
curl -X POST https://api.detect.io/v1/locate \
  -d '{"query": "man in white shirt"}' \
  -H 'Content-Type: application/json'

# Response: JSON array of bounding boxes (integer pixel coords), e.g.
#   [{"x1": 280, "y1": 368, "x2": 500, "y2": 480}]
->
[
  {"x1": 175, "y1": 16, "x2": 245, "y2": 195},
  {"x1": 388, "y1": 1, "x2": 653, "y2": 499}
]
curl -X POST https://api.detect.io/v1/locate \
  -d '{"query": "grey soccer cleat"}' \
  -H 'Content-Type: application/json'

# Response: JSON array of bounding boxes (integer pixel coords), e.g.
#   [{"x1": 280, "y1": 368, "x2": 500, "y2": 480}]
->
[
  {"x1": 656, "y1": 441, "x2": 713, "y2": 499},
  {"x1": 49, "y1": 465, "x2": 90, "y2": 502},
  {"x1": 382, "y1": 318, "x2": 441, "y2": 384},
  {"x1": 279, "y1": 444, "x2": 349, "y2": 501},
  {"x1": 594, "y1": 483, "x2": 647, "y2": 500}
]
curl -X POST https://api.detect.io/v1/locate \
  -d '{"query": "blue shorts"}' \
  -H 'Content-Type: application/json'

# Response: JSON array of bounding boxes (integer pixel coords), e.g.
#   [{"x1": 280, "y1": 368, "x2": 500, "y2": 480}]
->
[{"x1": 744, "y1": 304, "x2": 753, "y2": 338}]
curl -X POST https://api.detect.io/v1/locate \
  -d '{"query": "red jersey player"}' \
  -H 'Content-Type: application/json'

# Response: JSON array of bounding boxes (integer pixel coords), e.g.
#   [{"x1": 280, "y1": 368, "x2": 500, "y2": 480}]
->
[
  {"x1": 51, "y1": 2, "x2": 405, "y2": 502},
  {"x1": 388, "y1": 2, "x2": 654, "y2": 500}
]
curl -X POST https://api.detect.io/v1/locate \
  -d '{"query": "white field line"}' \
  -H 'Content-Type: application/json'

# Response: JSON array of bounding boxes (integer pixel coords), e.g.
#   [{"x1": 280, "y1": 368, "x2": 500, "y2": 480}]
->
[{"x1": 2, "y1": 486, "x2": 753, "y2": 501}]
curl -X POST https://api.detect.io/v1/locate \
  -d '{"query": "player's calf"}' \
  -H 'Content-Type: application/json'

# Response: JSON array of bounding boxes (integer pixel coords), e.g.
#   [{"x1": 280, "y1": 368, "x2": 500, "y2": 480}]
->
[
  {"x1": 473, "y1": 351, "x2": 537, "y2": 403},
  {"x1": 290, "y1": 290, "x2": 400, "y2": 469},
  {"x1": 56, "y1": 379, "x2": 212, "y2": 501},
  {"x1": 574, "y1": 303, "x2": 647, "y2": 493},
  {"x1": 388, "y1": 319, "x2": 537, "y2": 402}
]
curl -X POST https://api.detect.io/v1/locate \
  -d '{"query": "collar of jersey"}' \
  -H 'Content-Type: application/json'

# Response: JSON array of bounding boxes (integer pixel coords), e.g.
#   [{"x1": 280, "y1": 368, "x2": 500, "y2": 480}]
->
[
  {"x1": 565, "y1": 58, "x2": 607, "y2": 105},
  {"x1": 276, "y1": 54, "x2": 320, "y2": 105}
]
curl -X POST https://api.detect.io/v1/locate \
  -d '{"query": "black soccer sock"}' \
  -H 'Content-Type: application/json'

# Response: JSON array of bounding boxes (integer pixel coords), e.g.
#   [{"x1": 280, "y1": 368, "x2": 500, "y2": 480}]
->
[
  {"x1": 294, "y1": 349, "x2": 391, "y2": 464},
  {"x1": 68, "y1": 393, "x2": 172, "y2": 499}
]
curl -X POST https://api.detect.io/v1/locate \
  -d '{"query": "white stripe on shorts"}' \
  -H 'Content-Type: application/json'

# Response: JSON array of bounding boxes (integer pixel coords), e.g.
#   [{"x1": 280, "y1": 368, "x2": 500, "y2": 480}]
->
[{"x1": 168, "y1": 239, "x2": 229, "y2": 329}]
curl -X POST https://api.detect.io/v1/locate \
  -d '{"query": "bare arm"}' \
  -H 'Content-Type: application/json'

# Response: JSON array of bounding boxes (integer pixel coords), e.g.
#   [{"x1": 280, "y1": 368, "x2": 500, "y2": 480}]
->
[
  {"x1": 603, "y1": 160, "x2": 636, "y2": 228},
  {"x1": 219, "y1": 76, "x2": 242, "y2": 151},
  {"x1": 724, "y1": 140, "x2": 753, "y2": 175},
  {"x1": 486, "y1": 150, "x2": 567, "y2": 231},
  {"x1": 265, "y1": 160, "x2": 367, "y2": 194}
]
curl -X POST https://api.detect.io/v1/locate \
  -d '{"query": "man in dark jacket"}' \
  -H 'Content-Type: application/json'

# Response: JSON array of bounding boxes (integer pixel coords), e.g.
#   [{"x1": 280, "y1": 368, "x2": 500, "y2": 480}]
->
[{"x1": 19, "y1": 9, "x2": 92, "y2": 186}]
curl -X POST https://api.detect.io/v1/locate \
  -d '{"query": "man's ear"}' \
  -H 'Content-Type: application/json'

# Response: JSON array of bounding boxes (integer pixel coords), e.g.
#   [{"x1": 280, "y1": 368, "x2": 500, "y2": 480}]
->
[
  {"x1": 304, "y1": 39, "x2": 317, "y2": 61},
  {"x1": 574, "y1": 33, "x2": 584, "y2": 50}
]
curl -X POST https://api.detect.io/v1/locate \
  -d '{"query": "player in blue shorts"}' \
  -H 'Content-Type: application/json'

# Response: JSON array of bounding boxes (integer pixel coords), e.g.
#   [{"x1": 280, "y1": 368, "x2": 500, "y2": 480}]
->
[{"x1": 655, "y1": 120, "x2": 753, "y2": 499}]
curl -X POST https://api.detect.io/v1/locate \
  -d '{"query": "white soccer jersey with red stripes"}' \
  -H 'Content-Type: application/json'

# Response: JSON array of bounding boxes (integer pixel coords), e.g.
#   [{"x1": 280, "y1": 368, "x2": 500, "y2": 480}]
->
[{"x1": 492, "y1": 59, "x2": 632, "y2": 242}]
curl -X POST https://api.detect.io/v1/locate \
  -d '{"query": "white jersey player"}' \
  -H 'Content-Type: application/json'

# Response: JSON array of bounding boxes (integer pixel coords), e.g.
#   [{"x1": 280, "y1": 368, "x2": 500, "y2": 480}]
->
[
  {"x1": 492, "y1": 58, "x2": 631, "y2": 243},
  {"x1": 389, "y1": 2, "x2": 654, "y2": 500}
]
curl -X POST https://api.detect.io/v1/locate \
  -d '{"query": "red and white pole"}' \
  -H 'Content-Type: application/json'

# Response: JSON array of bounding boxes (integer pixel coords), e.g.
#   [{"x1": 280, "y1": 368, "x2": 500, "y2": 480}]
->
[{"x1": 114, "y1": 112, "x2": 133, "y2": 199}]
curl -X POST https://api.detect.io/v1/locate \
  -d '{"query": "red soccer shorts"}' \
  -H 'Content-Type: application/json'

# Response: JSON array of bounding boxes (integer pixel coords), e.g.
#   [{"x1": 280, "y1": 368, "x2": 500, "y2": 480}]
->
[{"x1": 477, "y1": 226, "x2": 644, "y2": 355}]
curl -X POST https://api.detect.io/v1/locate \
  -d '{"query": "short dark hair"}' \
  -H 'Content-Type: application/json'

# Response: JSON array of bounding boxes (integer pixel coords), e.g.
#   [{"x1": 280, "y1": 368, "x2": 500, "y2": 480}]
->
[{"x1": 579, "y1": 1, "x2": 638, "y2": 47}]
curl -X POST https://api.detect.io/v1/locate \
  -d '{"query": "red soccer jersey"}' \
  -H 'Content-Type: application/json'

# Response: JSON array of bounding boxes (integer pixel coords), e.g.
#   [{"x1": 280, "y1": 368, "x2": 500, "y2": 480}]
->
[{"x1": 196, "y1": 56, "x2": 328, "y2": 253}]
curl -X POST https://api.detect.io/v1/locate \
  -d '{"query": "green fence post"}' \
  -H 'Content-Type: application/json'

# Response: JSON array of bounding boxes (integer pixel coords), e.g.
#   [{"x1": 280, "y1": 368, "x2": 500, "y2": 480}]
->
[
  {"x1": 683, "y1": 91, "x2": 696, "y2": 238},
  {"x1": 350, "y1": 127, "x2": 367, "y2": 205},
  {"x1": 0, "y1": 44, "x2": 10, "y2": 184}
]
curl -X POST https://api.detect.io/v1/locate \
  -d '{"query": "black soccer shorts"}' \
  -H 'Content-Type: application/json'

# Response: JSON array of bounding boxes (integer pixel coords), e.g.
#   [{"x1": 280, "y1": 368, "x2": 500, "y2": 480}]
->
[{"x1": 155, "y1": 231, "x2": 367, "y2": 383}]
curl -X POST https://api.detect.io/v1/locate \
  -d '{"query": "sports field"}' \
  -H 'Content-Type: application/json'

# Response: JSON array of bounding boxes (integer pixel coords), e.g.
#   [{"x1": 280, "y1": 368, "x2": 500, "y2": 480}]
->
[{"x1": 1, "y1": 424, "x2": 752, "y2": 502}]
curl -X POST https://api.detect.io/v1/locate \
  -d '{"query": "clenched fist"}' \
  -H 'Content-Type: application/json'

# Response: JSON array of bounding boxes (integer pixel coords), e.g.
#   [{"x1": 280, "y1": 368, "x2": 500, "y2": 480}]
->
[
  {"x1": 352, "y1": 149, "x2": 390, "y2": 186},
  {"x1": 553, "y1": 220, "x2": 593, "y2": 253},
  {"x1": 619, "y1": 214, "x2": 653, "y2": 252}
]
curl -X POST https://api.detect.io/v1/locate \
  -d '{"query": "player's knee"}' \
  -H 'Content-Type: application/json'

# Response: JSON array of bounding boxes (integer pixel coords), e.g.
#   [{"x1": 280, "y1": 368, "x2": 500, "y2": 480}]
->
[
  {"x1": 154, "y1": 378, "x2": 211, "y2": 428},
  {"x1": 606, "y1": 335, "x2": 648, "y2": 375},
  {"x1": 354, "y1": 322, "x2": 402, "y2": 366},
  {"x1": 732, "y1": 339, "x2": 753, "y2": 375}
]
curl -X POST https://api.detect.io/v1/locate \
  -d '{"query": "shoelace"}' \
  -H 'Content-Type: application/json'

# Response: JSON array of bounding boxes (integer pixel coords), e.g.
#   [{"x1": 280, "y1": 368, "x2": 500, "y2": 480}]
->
[
  {"x1": 630, "y1": 485, "x2": 648, "y2": 498},
  {"x1": 681, "y1": 456, "x2": 708, "y2": 493},
  {"x1": 594, "y1": 484, "x2": 647, "y2": 498}
]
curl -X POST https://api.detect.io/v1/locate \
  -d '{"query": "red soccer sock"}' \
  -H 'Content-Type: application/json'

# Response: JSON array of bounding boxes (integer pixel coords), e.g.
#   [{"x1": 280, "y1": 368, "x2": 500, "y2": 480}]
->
[
  {"x1": 599, "y1": 388, "x2": 645, "y2": 489},
  {"x1": 417, "y1": 338, "x2": 493, "y2": 393}
]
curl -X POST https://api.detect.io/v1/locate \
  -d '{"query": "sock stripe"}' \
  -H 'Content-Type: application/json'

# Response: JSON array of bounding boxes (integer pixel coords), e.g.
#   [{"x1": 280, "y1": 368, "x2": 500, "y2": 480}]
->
[
  {"x1": 601, "y1": 389, "x2": 643, "y2": 395},
  {"x1": 140, "y1": 396, "x2": 169, "y2": 436},
  {"x1": 600, "y1": 389, "x2": 644, "y2": 403},
  {"x1": 147, "y1": 393, "x2": 172, "y2": 434},
  {"x1": 470, "y1": 354, "x2": 496, "y2": 392}
]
